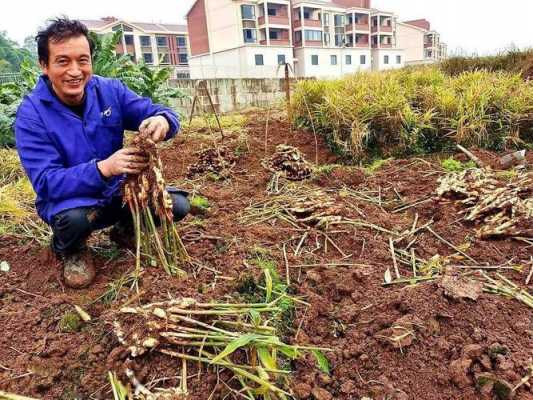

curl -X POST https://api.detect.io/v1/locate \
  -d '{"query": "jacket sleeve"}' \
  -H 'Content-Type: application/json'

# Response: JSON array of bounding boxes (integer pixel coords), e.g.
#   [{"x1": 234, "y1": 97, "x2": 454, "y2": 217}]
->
[
  {"x1": 115, "y1": 80, "x2": 180, "y2": 140},
  {"x1": 15, "y1": 100, "x2": 110, "y2": 202}
]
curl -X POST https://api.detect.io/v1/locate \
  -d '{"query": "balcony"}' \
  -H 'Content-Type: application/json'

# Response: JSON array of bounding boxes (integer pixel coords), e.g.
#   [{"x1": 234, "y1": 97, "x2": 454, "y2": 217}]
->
[
  {"x1": 424, "y1": 42, "x2": 434, "y2": 48},
  {"x1": 371, "y1": 25, "x2": 378, "y2": 33},
  {"x1": 380, "y1": 25, "x2": 392, "y2": 32},
  {"x1": 380, "y1": 43, "x2": 392, "y2": 48},
  {"x1": 260, "y1": 39, "x2": 290, "y2": 45},
  {"x1": 355, "y1": 23, "x2": 370, "y2": 31},
  {"x1": 305, "y1": 40, "x2": 323, "y2": 47},
  {"x1": 258, "y1": 15, "x2": 290, "y2": 25},
  {"x1": 303, "y1": 18, "x2": 322, "y2": 28},
  {"x1": 355, "y1": 42, "x2": 370, "y2": 48}
]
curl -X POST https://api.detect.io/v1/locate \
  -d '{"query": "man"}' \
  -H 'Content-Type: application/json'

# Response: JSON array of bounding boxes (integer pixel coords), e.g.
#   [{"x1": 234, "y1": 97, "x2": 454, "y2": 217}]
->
[{"x1": 15, "y1": 18, "x2": 189, "y2": 289}]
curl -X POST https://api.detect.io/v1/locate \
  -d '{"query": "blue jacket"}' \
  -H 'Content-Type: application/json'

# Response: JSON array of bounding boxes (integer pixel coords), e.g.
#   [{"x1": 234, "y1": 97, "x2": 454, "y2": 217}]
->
[{"x1": 15, "y1": 75, "x2": 180, "y2": 224}]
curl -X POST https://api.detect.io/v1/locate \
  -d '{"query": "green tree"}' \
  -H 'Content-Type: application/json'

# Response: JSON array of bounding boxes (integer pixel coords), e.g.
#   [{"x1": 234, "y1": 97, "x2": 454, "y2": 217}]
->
[{"x1": 0, "y1": 31, "x2": 31, "y2": 72}]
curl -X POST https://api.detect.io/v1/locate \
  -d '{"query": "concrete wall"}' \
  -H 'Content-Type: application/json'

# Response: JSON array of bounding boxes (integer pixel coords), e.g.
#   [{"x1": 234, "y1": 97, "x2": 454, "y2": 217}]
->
[
  {"x1": 396, "y1": 23, "x2": 425, "y2": 64},
  {"x1": 169, "y1": 78, "x2": 294, "y2": 115},
  {"x1": 189, "y1": 46, "x2": 294, "y2": 79},
  {"x1": 206, "y1": 0, "x2": 241, "y2": 53},
  {"x1": 371, "y1": 49, "x2": 405, "y2": 70},
  {"x1": 295, "y1": 47, "x2": 372, "y2": 77}
]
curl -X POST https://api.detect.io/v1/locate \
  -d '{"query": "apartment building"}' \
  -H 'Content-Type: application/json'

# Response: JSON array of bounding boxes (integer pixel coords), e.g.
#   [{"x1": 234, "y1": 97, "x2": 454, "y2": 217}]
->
[
  {"x1": 397, "y1": 19, "x2": 447, "y2": 65},
  {"x1": 81, "y1": 17, "x2": 191, "y2": 78},
  {"x1": 186, "y1": 0, "x2": 437, "y2": 79},
  {"x1": 186, "y1": 0, "x2": 294, "y2": 79}
]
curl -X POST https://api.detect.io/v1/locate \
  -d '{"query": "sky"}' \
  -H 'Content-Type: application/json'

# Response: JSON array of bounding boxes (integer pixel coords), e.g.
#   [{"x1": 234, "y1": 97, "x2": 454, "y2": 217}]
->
[{"x1": 1, "y1": 0, "x2": 532, "y2": 55}]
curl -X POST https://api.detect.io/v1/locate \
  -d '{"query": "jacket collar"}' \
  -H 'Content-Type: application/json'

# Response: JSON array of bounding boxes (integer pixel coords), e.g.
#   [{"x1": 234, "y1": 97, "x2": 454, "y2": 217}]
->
[
  {"x1": 34, "y1": 75, "x2": 98, "y2": 118},
  {"x1": 34, "y1": 74, "x2": 97, "y2": 104}
]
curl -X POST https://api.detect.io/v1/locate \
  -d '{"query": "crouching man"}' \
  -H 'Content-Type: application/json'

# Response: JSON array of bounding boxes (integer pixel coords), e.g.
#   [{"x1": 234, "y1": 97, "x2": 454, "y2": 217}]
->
[{"x1": 15, "y1": 18, "x2": 189, "y2": 289}]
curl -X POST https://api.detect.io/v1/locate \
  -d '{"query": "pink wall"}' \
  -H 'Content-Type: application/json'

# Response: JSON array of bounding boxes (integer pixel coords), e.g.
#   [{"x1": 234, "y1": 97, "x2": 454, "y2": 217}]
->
[
  {"x1": 332, "y1": 0, "x2": 371, "y2": 8},
  {"x1": 187, "y1": 0, "x2": 210, "y2": 56},
  {"x1": 404, "y1": 19, "x2": 431, "y2": 31}
]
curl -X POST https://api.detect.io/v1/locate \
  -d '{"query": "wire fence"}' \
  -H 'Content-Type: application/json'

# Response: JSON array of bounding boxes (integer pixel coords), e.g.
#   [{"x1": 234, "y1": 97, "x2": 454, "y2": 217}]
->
[{"x1": 0, "y1": 73, "x2": 22, "y2": 84}]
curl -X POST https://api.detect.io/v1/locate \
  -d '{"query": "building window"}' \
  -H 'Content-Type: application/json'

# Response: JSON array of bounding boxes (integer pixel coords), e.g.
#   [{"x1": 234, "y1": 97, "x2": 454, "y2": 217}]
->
[
  {"x1": 178, "y1": 54, "x2": 188, "y2": 64},
  {"x1": 323, "y1": 13, "x2": 330, "y2": 26},
  {"x1": 177, "y1": 36, "x2": 187, "y2": 47},
  {"x1": 156, "y1": 36, "x2": 168, "y2": 47},
  {"x1": 243, "y1": 29, "x2": 257, "y2": 43},
  {"x1": 311, "y1": 54, "x2": 318, "y2": 65},
  {"x1": 396, "y1": 55, "x2": 401, "y2": 64},
  {"x1": 331, "y1": 55, "x2": 337, "y2": 65},
  {"x1": 124, "y1": 35, "x2": 134, "y2": 45},
  {"x1": 268, "y1": 7, "x2": 276, "y2": 16},
  {"x1": 304, "y1": 30, "x2": 322, "y2": 41},
  {"x1": 269, "y1": 30, "x2": 279, "y2": 40},
  {"x1": 346, "y1": 55, "x2": 352, "y2": 65},
  {"x1": 277, "y1": 54, "x2": 286, "y2": 65},
  {"x1": 334, "y1": 14, "x2": 345, "y2": 26},
  {"x1": 335, "y1": 34, "x2": 345, "y2": 47},
  {"x1": 143, "y1": 53, "x2": 153, "y2": 64},
  {"x1": 294, "y1": 31, "x2": 302, "y2": 43},
  {"x1": 160, "y1": 53, "x2": 170, "y2": 64},
  {"x1": 360, "y1": 55, "x2": 366, "y2": 64},
  {"x1": 140, "y1": 36, "x2": 151, "y2": 47},
  {"x1": 241, "y1": 4, "x2": 256, "y2": 20},
  {"x1": 384, "y1": 55, "x2": 389, "y2": 64},
  {"x1": 255, "y1": 54, "x2": 264, "y2": 65},
  {"x1": 324, "y1": 33, "x2": 330, "y2": 46}
]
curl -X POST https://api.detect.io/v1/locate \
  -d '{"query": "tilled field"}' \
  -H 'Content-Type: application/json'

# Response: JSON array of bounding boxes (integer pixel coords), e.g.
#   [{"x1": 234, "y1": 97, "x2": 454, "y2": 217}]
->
[{"x1": 0, "y1": 110, "x2": 532, "y2": 400}]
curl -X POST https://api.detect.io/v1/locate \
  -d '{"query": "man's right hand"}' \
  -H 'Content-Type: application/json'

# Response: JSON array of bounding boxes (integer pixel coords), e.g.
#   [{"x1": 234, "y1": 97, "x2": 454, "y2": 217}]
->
[{"x1": 97, "y1": 147, "x2": 148, "y2": 178}]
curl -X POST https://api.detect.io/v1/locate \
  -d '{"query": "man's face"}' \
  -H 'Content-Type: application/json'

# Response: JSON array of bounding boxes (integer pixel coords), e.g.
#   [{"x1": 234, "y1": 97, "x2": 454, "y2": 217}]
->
[{"x1": 41, "y1": 35, "x2": 93, "y2": 106}]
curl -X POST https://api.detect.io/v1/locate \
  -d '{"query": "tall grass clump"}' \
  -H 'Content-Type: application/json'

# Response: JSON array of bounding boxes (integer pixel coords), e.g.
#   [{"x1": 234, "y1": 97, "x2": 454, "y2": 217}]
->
[
  {"x1": 440, "y1": 49, "x2": 533, "y2": 79},
  {"x1": 292, "y1": 67, "x2": 533, "y2": 160}
]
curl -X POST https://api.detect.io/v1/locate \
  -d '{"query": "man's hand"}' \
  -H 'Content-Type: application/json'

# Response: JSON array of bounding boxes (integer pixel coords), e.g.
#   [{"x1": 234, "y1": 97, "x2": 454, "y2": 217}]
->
[
  {"x1": 97, "y1": 147, "x2": 148, "y2": 178},
  {"x1": 139, "y1": 115, "x2": 170, "y2": 143}
]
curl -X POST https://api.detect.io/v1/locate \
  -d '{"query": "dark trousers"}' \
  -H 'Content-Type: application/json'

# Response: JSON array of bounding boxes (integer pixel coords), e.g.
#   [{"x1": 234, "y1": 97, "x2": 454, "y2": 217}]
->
[{"x1": 51, "y1": 190, "x2": 190, "y2": 255}]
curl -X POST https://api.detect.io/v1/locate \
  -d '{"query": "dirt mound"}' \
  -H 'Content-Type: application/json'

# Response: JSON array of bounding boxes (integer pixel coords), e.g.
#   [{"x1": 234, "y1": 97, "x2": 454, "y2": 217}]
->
[
  {"x1": 186, "y1": 147, "x2": 237, "y2": 179},
  {"x1": 263, "y1": 144, "x2": 313, "y2": 181}
]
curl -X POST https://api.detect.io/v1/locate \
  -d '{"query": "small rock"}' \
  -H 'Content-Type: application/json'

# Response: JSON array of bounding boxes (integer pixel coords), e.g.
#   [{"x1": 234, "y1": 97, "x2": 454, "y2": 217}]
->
[
  {"x1": 318, "y1": 373, "x2": 332, "y2": 385},
  {"x1": 340, "y1": 380, "x2": 356, "y2": 394},
  {"x1": 463, "y1": 344, "x2": 484, "y2": 359},
  {"x1": 0, "y1": 260, "x2": 10, "y2": 272},
  {"x1": 293, "y1": 382, "x2": 312, "y2": 399},
  {"x1": 91, "y1": 345, "x2": 104, "y2": 355},
  {"x1": 449, "y1": 357, "x2": 473, "y2": 388},
  {"x1": 479, "y1": 354, "x2": 493, "y2": 371},
  {"x1": 439, "y1": 274, "x2": 483, "y2": 300},
  {"x1": 312, "y1": 387, "x2": 333, "y2": 400},
  {"x1": 306, "y1": 271, "x2": 321, "y2": 284}
]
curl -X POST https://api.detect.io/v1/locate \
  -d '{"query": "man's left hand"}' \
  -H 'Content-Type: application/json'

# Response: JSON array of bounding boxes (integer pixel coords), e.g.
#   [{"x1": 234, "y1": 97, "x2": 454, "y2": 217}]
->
[{"x1": 139, "y1": 116, "x2": 170, "y2": 143}]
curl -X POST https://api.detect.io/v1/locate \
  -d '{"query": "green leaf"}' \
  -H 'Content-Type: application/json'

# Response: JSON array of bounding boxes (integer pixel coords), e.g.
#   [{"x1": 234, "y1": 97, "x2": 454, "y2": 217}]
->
[
  {"x1": 249, "y1": 309, "x2": 261, "y2": 326},
  {"x1": 210, "y1": 334, "x2": 259, "y2": 364},
  {"x1": 277, "y1": 345, "x2": 301, "y2": 360},
  {"x1": 257, "y1": 346, "x2": 277, "y2": 371},
  {"x1": 264, "y1": 268, "x2": 273, "y2": 302},
  {"x1": 311, "y1": 349, "x2": 330, "y2": 374}
]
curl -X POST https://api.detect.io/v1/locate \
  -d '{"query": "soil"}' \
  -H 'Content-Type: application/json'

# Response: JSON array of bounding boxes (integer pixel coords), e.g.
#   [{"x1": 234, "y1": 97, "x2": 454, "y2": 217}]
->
[{"x1": 1, "y1": 109, "x2": 532, "y2": 400}]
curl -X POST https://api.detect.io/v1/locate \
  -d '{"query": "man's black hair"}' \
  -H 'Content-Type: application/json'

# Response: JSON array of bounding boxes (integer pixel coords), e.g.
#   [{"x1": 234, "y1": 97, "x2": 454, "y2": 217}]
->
[{"x1": 36, "y1": 17, "x2": 94, "y2": 65}]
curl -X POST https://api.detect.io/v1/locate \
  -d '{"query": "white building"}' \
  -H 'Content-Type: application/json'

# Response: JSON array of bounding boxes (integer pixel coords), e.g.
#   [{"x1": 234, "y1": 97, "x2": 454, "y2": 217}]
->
[
  {"x1": 397, "y1": 19, "x2": 447, "y2": 66},
  {"x1": 185, "y1": 0, "x2": 445, "y2": 79}
]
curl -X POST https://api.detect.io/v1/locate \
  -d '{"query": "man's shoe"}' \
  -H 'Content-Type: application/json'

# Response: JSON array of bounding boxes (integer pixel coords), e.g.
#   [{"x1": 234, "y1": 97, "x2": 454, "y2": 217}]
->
[
  {"x1": 109, "y1": 223, "x2": 135, "y2": 250},
  {"x1": 62, "y1": 249, "x2": 96, "y2": 289}
]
